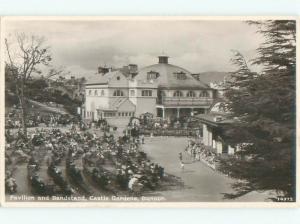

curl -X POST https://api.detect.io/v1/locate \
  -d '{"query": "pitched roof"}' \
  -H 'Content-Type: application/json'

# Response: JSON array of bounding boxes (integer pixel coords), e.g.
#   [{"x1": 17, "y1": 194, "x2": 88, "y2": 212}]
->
[
  {"x1": 109, "y1": 98, "x2": 127, "y2": 110},
  {"x1": 86, "y1": 70, "x2": 124, "y2": 85},
  {"x1": 136, "y1": 63, "x2": 209, "y2": 89}
]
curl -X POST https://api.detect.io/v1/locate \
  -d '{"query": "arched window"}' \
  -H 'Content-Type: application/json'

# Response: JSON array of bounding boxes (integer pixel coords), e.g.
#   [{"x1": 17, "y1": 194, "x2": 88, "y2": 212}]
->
[
  {"x1": 199, "y1": 91, "x2": 209, "y2": 97},
  {"x1": 113, "y1": 89, "x2": 124, "y2": 96},
  {"x1": 173, "y1": 90, "x2": 183, "y2": 97},
  {"x1": 186, "y1": 91, "x2": 196, "y2": 97},
  {"x1": 101, "y1": 90, "x2": 105, "y2": 96},
  {"x1": 94, "y1": 90, "x2": 98, "y2": 96},
  {"x1": 88, "y1": 90, "x2": 92, "y2": 96}
]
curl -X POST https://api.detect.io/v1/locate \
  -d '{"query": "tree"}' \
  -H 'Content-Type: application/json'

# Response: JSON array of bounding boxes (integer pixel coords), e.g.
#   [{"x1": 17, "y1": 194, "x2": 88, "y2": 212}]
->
[
  {"x1": 5, "y1": 33, "x2": 52, "y2": 136},
  {"x1": 220, "y1": 20, "x2": 296, "y2": 200}
]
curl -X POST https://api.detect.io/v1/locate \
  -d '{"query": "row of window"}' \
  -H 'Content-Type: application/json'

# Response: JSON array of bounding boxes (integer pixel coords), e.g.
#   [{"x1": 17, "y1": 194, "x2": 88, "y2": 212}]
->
[
  {"x1": 86, "y1": 111, "x2": 135, "y2": 118},
  {"x1": 88, "y1": 89, "x2": 209, "y2": 98},
  {"x1": 88, "y1": 89, "x2": 105, "y2": 96},
  {"x1": 102, "y1": 111, "x2": 135, "y2": 118},
  {"x1": 87, "y1": 89, "x2": 124, "y2": 97},
  {"x1": 172, "y1": 90, "x2": 210, "y2": 97},
  {"x1": 146, "y1": 71, "x2": 187, "y2": 80},
  {"x1": 88, "y1": 89, "x2": 153, "y2": 97}
]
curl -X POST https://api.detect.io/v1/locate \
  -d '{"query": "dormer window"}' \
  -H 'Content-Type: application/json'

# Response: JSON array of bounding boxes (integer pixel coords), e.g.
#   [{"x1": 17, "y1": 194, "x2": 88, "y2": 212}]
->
[
  {"x1": 174, "y1": 71, "x2": 186, "y2": 80},
  {"x1": 147, "y1": 71, "x2": 159, "y2": 80}
]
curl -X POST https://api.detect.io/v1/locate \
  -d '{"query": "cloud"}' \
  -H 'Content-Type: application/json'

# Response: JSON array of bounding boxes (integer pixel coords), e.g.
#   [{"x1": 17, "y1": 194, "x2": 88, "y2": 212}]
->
[{"x1": 4, "y1": 19, "x2": 264, "y2": 77}]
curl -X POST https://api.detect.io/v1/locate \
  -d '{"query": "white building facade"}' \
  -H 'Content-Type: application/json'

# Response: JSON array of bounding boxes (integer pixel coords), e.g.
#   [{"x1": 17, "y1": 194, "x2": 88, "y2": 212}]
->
[{"x1": 83, "y1": 56, "x2": 215, "y2": 121}]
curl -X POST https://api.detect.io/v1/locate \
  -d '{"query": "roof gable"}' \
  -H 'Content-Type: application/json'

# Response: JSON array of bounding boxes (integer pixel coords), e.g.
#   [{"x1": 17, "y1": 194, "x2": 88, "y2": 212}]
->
[{"x1": 86, "y1": 70, "x2": 128, "y2": 86}]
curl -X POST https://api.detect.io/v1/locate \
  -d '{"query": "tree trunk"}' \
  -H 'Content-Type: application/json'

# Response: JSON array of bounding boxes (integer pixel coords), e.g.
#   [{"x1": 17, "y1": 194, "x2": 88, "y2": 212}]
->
[{"x1": 17, "y1": 82, "x2": 27, "y2": 138}]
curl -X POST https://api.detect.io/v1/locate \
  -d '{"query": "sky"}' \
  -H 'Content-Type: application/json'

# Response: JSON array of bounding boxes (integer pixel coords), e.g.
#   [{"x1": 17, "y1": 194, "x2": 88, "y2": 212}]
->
[{"x1": 4, "y1": 19, "x2": 264, "y2": 78}]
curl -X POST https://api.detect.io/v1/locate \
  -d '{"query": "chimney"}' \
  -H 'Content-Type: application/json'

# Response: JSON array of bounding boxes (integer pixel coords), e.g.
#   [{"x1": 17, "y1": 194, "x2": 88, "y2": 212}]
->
[
  {"x1": 158, "y1": 55, "x2": 169, "y2": 64},
  {"x1": 98, "y1": 66, "x2": 109, "y2": 75},
  {"x1": 128, "y1": 64, "x2": 138, "y2": 73}
]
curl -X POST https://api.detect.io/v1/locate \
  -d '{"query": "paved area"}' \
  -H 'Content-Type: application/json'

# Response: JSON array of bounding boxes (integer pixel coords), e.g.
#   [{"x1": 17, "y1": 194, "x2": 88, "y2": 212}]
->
[
  {"x1": 141, "y1": 136, "x2": 274, "y2": 202},
  {"x1": 6, "y1": 125, "x2": 275, "y2": 202}
]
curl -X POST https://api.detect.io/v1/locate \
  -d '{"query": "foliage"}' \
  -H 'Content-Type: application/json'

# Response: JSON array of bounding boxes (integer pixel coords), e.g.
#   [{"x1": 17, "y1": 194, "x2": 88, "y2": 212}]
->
[
  {"x1": 5, "y1": 33, "x2": 52, "y2": 135},
  {"x1": 220, "y1": 20, "x2": 296, "y2": 200}
]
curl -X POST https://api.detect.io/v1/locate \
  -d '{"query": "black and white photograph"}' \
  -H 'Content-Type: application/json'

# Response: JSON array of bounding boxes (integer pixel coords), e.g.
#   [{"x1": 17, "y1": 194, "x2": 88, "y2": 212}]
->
[{"x1": 1, "y1": 17, "x2": 297, "y2": 206}]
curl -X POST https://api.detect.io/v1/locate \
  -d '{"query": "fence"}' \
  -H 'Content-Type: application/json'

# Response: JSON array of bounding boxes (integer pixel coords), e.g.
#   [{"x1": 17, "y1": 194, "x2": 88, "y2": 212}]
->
[{"x1": 140, "y1": 128, "x2": 200, "y2": 137}]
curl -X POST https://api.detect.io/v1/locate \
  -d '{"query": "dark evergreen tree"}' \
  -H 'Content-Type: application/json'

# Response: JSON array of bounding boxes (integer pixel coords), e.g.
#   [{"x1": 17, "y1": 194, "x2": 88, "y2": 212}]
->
[{"x1": 220, "y1": 20, "x2": 296, "y2": 200}]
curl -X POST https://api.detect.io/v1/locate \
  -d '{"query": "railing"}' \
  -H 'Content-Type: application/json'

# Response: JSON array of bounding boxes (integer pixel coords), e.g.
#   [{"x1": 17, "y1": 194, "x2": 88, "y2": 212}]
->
[{"x1": 160, "y1": 97, "x2": 213, "y2": 106}]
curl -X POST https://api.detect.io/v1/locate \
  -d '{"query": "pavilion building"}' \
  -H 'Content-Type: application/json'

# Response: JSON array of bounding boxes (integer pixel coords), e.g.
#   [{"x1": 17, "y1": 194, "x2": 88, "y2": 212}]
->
[{"x1": 82, "y1": 56, "x2": 215, "y2": 121}]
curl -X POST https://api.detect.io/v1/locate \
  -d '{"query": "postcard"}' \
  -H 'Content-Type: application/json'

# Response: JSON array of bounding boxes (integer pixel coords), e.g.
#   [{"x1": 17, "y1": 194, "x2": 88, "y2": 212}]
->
[{"x1": 1, "y1": 16, "x2": 298, "y2": 207}]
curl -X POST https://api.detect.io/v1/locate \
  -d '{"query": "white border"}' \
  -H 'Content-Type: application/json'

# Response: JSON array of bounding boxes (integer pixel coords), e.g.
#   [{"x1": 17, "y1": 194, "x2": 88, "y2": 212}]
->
[{"x1": 0, "y1": 16, "x2": 299, "y2": 208}]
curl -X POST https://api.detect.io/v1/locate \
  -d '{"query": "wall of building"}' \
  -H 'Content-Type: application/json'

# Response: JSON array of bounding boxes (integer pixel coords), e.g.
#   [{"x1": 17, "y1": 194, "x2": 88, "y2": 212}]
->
[
  {"x1": 135, "y1": 97, "x2": 157, "y2": 116},
  {"x1": 108, "y1": 71, "x2": 129, "y2": 88},
  {"x1": 203, "y1": 124, "x2": 209, "y2": 146},
  {"x1": 85, "y1": 85, "x2": 110, "y2": 119}
]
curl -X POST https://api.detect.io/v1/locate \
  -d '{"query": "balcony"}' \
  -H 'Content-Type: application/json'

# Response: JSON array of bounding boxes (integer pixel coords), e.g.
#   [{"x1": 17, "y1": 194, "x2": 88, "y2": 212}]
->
[{"x1": 159, "y1": 97, "x2": 214, "y2": 107}]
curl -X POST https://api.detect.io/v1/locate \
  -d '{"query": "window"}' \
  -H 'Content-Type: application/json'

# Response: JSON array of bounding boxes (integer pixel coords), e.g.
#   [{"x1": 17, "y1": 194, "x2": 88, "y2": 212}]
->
[
  {"x1": 186, "y1": 91, "x2": 196, "y2": 97},
  {"x1": 142, "y1": 90, "x2": 152, "y2": 97},
  {"x1": 147, "y1": 71, "x2": 159, "y2": 80},
  {"x1": 101, "y1": 90, "x2": 105, "y2": 96},
  {"x1": 174, "y1": 71, "x2": 186, "y2": 80},
  {"x1": 116, "y1": 76, "x2": 120, "y2": 80},
  {"x1": 88, "y1": 90, "x2": 92, "y2": 96},
  {"x1": 113, "y1": 89, "x2": 124, "y2": 96},
  {"x1": 173, "y1": 90, "x2": 183, "y2": 97},
  {"x1": 130, "y1": 90, "x2": 135, "y2": 96},
  {"x1": 200, "y1": 91, "x2": 209, "y2": 97},
  {"x1": 94, "y1": 90, "x2": 98, "y2": 96}
]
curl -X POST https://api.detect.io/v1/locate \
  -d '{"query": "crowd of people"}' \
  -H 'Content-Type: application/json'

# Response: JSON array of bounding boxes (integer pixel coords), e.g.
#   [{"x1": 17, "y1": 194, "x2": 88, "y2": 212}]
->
[
  {"x1": 5, "y1": 107, "x2": 78, "y2": 129},
  {"x1": 183, "y1": 139, "x2": 218, "y2": 170},
  {"x1": 135, "y1": 115, "x2": 200, "y2": 137},
  {"x1": 5, "y1": 116, "x2": 165, "y2": 197}
]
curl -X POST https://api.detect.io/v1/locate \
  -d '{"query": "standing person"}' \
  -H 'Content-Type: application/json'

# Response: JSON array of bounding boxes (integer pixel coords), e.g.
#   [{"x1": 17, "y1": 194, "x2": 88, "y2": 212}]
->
[
  {"x1": 179, "y1": 152, "x2": 183, "y2": 162},
  {"x1": 179, "y1": 152, "x2": 184, "y2": 172},
  {"x1": 192, "y1": 147, "x2": 197, "y2": 162},
  {"x1": 180, "y1": 162, "x2": 185, "y2": 172},
  {"x1": 141, "y1": 134, "x2": 145, "y2": 144}
]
